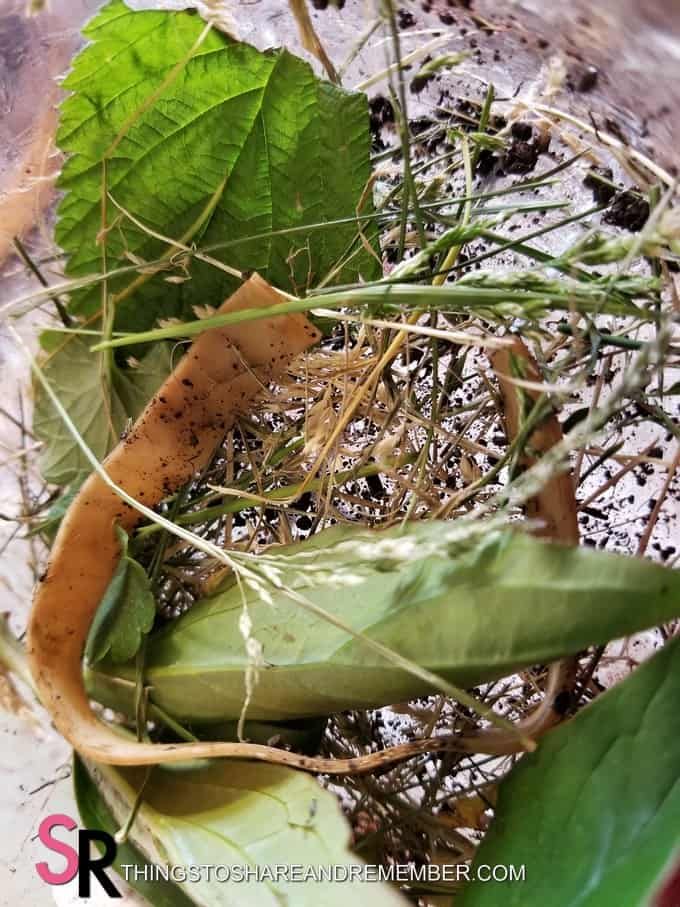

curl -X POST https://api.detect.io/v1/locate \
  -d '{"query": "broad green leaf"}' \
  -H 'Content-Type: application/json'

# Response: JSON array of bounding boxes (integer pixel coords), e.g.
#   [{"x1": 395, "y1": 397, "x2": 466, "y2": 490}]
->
[
  {"x1": 33, "y1": 336, "x2": 171, "y2": 484},
  {"x1": 85, "y1": 526, "x2": 156, "y2": 664},
  {"x1": 56, "y1": 0, "x2": 378, "y2": 334},
  {"x1": 89, "y1": 525, "x2": 680, "y2": 723},
  {"x1": 458, "y1": 635, "x2": 680, "y2": 907},
  {"x1": 81, "y1": 758, "x2": 408, "y2": 907},
  {"x1": 73, "y1": 756, "x2": 194, "y2": 907}
]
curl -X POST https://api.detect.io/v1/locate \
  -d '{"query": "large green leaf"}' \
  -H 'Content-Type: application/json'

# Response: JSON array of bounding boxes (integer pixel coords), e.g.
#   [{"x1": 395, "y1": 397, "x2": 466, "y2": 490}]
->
[
  {"x1": 33, "y1": 336, "x2": 171, "y2": 484},
  {"x1": 56, "y1": 0, "x2": 378, "y2": 334},
  {"x1": 458, "y1": 634, "x2": 680, "y2": 907},
  {"x1": 81, "y1": 758, "x2": 407, "y2": 907},
  {"x1": 74, "y1": 756, "x2": 194, "y2": 907},
  {"x1": 89, "y1": 524, "x2": 680, "y2": 723}
]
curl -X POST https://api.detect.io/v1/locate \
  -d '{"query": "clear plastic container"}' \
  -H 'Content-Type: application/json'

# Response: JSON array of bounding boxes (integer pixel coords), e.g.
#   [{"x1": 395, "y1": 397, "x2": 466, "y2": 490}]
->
[{"x1": 1, "y1": 3, "x2": 678, "y2": 903}]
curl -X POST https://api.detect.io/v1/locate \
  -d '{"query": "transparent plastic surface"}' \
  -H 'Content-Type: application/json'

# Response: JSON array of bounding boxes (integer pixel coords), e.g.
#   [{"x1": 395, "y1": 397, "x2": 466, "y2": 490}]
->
[{"x1": 0, "y1": 3, "x2": 677, "y2": 904}]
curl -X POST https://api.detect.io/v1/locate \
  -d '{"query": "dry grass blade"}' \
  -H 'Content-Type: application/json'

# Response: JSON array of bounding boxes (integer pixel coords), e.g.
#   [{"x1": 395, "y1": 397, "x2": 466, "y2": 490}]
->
[
  {"x1": 288, "y1": 0, "x2": 339, "y2": 83},
  {"x1": 492, "y1": 337, "x2": 580, "y2": 743},
  {"x1": 492, "y1": 338, "x2": 579, "y2": 545}
]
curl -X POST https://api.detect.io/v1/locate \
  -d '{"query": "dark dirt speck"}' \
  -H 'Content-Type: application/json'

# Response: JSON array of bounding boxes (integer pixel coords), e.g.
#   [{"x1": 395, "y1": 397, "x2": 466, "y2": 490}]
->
[
  {"x1": 603, "y1": 189, "x2": 650, "y2": 231},
  {"x1": 505, "y1": 140, "x2": 539, "y2": 174},
  {"x1": 510, "y1": 120, "x2": 533, "y2": 141},
  {"x1": 584, "y1": 166, "x2": 616, "y2": 205}
]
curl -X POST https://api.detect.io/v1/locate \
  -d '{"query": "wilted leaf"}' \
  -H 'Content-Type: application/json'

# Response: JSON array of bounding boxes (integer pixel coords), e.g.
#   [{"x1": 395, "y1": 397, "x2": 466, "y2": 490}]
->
[
  {"x1": 56, "y1": 0, "x2": 378, "y2": 333},
  {"x1": 458, "y1": 635, "x2": 680, "y2": 907},
  {"x1": 85, "y1": 527, "x2": 155, "y2": 665},
  {"x1": 89, "y1": 525, "x2": 680, "y2": 723},
  {"x1": 81, "y1": 757, "x2": 408, "y2": 906}
]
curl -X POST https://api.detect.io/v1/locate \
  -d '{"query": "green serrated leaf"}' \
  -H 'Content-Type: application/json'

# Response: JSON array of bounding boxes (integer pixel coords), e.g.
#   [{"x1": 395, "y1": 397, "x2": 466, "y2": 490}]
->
[
  {"x1": 458, "y1": 635, "x2": 680, "y2": 907},
  {"x1": 81, "y1": 757, "x2": 407, "y2": 907},
  {"x1": 73, "y1": 755, "x2": 195, "y2": 907},
  {"x1": 86, "y1": 527, "x2": 156, "y2": 665},
  {"x1": 55, "y1": 0, "x2": 378, "y2": 334},
  {"x1": 33, "y1": 336, "x2": 171, "y2": 485},
  {"x1": 88, "y1": 525, "x2": 680, "y2": 723},
  {"x1": 35, "y1": 0, "x2": 377, "y2": 485}
]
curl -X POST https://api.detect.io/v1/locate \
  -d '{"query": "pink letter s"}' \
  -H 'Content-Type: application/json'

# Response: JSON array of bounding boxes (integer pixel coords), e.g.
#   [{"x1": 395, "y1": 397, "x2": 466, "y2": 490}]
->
[{"x1": 36, "y1": 814, "x2": 79, "y2": 885}]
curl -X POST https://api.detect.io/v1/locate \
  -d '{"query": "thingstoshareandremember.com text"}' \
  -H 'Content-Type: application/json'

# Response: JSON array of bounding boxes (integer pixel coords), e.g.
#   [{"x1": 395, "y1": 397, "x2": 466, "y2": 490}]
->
[{"x1": 120, "y1": 863, "x2": 527, "y2": 885}]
